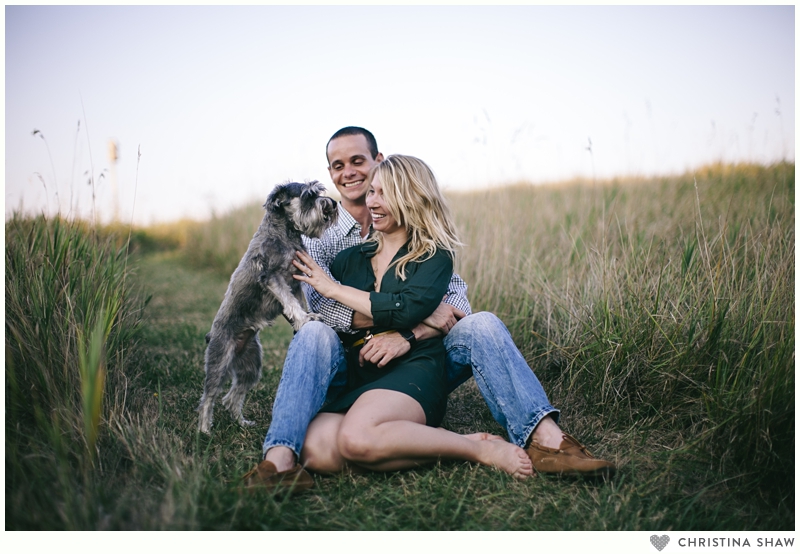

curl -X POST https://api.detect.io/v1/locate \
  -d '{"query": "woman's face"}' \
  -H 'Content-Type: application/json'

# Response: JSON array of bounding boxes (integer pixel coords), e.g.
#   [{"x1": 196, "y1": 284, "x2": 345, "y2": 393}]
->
[{"x1": 367, "y1": 174, "x2": 402, "y2": 235}]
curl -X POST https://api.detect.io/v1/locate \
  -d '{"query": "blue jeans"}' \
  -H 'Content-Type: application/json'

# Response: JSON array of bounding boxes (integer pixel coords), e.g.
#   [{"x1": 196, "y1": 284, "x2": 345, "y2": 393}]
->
[{"x1": 262, "y1": 313, "x2": 559, "y2": 457}]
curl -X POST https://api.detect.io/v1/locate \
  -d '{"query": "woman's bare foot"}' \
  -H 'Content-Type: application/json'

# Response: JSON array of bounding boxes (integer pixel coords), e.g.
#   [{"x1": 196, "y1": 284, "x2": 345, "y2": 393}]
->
[{"x1": 475, "y1": 440, "x2": 533, "y2": 480}]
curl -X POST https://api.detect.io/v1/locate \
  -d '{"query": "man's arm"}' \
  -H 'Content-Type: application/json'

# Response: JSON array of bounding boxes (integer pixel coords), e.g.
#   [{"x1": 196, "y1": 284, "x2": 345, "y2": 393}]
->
[
  {"x1": 442, "y1": 272, "x2": 472, "y2": 315},
  {"x1": 358, "y1": 272, "x2": 471, "y2": 367},
  {"x1": 414, "y1": 272, "x2": 471, "y2": 336},
  {"x1": 358, "y1": 302, "x2": 467, "y2": 367}
]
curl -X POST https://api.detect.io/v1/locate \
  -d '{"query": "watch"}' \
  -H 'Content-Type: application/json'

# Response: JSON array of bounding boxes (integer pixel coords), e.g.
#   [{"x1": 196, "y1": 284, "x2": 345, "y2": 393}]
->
[{"x1": 398, "y1": 328, "x2": 417, "y2": 347}]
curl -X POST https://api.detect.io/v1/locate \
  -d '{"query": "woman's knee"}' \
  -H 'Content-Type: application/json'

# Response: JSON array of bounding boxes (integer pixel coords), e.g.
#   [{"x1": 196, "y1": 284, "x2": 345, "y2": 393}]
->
[{"x1": 337, "y1": 423, "x2": 380, "y2": 464}]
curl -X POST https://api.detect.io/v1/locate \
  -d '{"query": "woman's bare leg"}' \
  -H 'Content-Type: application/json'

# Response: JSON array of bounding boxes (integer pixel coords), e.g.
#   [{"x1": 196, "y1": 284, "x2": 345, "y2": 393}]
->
[
  {"x1": 462, "y1": 432, "x2": 504, "y2": 441},
  {"x1": 301, "y1": 412, "x2": 370, "y2": 475},
  {"x1": 300, "y1": 412, "x2": 348, "y2": 474},
  {"x1": 337, "y1": 390, "x2": 532, "y2": 479}
]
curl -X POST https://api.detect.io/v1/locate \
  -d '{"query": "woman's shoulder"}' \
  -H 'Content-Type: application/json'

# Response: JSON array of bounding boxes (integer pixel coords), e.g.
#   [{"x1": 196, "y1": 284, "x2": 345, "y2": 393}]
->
[
  {"x1": 430, "y1": 246, "x2": 454, "y2": 262},
  {"x1": 418, "y1": 246, "x2": 454, "y2": 267},
  {"x1": 401, "y1": 246, "x2": 452, "y2": 281}
]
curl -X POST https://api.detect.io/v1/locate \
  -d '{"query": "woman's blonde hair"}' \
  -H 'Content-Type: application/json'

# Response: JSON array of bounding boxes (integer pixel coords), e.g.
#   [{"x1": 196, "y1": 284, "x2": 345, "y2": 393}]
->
[{"x1": 366, "y1": 154, "x2": 462, "y2": 280}]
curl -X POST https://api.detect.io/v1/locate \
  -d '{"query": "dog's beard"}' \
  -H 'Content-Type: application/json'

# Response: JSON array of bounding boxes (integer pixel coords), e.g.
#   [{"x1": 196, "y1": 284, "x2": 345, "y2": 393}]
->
[{"x1": 287, "y1": 196, "x2": 338, "y2": 238}]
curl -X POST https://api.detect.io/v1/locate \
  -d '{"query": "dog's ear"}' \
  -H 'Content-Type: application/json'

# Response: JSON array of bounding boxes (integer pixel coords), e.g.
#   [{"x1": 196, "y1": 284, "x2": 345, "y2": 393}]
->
[{"x1": 264, "y1": 184, "x2": 290, "y2": 211}]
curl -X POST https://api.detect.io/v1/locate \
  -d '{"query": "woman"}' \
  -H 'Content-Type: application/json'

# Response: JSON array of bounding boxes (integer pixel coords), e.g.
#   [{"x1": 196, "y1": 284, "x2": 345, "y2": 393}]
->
[{"x1": 292, "y1": 154, "x2": 532, "y2": 479}]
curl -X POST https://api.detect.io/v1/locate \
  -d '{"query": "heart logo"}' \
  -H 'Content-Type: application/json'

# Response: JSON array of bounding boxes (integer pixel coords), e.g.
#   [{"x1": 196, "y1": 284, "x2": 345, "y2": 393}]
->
[{"x1": 650, "y1": 535, "x2": 670, "y2": 551}]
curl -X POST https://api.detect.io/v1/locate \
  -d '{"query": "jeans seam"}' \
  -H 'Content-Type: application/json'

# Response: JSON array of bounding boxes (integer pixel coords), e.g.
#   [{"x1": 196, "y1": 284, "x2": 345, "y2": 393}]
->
[
  {"x1": 519, "y1": 407, "x2": 561, "y2": 448},
  {"x1": 468, "y1": 355, "x2": 505, "y2": 429},
  {"x1": 261, "y1": 439, "x2": 300, "y2": 459}
]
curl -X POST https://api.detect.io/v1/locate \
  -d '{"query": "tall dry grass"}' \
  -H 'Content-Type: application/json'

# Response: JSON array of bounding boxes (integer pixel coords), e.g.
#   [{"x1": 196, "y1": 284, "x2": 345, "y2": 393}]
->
[
  {"x1": 181, "y1": 203, "x2": 266, "y2": 276},
  {"x1": 450, "y1": 162, "x2": 794, "y2": 498}
]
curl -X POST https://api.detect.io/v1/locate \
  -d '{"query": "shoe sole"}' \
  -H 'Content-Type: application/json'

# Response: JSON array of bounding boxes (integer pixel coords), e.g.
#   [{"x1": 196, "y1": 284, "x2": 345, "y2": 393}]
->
[
  {"x1": 242, "y1": 479, "x2": 314, "y2": 497},
  {"x1": 534, "y1": 465, "x2": 616, "y2": 478}
]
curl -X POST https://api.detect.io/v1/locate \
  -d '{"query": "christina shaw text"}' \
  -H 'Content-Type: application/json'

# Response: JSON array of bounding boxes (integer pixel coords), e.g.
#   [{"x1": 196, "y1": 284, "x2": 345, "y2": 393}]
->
[{"x1": 678, "y1": 538, "x2": 794, "y2": 548}]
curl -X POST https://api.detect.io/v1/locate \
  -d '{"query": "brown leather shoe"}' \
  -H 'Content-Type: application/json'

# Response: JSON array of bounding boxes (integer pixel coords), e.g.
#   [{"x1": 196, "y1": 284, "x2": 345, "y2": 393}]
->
[
  {"x1": 242, "y1": 460, "x2": 314, "y2": 495},
  {"x1": 526, "y1": 433, "x2": 616, "y2": 477}
]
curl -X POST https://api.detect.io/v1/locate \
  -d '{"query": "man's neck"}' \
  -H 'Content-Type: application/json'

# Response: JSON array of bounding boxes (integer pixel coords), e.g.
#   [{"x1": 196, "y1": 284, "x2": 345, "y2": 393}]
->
[{"x1": 341, "y1": 198, "x2": 372, "y2": 238}]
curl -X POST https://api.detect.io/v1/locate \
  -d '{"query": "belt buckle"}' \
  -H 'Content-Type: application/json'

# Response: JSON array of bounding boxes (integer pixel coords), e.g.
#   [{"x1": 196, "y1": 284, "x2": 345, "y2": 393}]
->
[{"x1": 363, "y1": 331, "x2": 373, "y2": 343}]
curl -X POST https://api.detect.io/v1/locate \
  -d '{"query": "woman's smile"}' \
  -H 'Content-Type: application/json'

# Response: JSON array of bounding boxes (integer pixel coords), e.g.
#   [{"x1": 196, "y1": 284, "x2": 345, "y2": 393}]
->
[{"x1": 367, "y1": 175, "x2": 401, "y2": 233}]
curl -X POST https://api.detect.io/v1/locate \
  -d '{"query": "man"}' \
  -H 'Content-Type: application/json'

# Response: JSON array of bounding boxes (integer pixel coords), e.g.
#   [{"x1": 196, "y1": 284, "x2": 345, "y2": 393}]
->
[{"x1": 243, "y1": 127, "x2": 615, "y2": 491}]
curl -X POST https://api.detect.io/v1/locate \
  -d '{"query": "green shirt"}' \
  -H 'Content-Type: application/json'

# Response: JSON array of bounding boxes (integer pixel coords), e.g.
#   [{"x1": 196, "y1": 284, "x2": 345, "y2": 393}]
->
[
  {"x1": 331, "y1": 240, "x2": 454, "y2": 339},
  {"x1": 322, "y1": 240, "x2": 454, "y2": 426}
]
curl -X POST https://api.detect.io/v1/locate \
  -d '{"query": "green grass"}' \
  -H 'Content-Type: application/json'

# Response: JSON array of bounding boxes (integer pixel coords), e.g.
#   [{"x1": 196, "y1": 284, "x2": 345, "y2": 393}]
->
[
  {"x1": 5, "y1": 214, "x2": 146, "y2": 528},
  {"x1": 5, "y1": 162, "x2": 794, "y2": 530}
]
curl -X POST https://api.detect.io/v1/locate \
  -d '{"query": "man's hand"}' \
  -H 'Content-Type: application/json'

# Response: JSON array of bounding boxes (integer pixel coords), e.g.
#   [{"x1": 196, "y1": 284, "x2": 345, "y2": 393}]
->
[
  {"x1": 359, "y1": 332, "x2": 411, "y2": 367},
  {"x1": 422, "y1": 302, "x2": 467, "y2": 335}
]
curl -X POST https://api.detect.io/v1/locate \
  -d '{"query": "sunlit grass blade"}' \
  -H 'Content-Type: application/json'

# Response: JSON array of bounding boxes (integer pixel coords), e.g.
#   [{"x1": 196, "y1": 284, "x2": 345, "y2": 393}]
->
[{"x1": 77, "y1": 309, "x2": 109, "y2": 461}]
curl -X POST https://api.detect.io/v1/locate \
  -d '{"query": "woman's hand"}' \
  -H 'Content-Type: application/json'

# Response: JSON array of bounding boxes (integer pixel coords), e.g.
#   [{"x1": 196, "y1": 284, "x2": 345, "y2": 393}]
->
[
  {"x1": 292, "y1": 250, "x2": 340, "y2": 298},
  {"x1": 294, "y1": 250, "x2": 374, "y2": 318}
]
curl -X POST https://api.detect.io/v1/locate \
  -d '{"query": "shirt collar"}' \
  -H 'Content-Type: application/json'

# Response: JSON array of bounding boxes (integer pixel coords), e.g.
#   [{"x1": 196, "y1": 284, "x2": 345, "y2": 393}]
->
[
  {"x1": 360, "y1": 238, "x2": 410, "y2": 259},
  {"x1": 335, "y1": 202, "x2": 361, "y2": 237}
]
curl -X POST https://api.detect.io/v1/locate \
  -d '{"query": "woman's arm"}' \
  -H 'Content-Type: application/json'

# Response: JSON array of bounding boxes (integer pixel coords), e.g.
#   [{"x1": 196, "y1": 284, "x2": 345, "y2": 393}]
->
[
  {"x1": 293, "y1": 248, "x2": 453, "y2": 330},
  {"x1": 368, "y1": 250, "x2": 453, "y2": 329}
]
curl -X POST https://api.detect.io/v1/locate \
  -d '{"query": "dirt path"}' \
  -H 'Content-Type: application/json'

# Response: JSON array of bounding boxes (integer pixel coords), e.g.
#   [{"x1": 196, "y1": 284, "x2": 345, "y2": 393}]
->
[
  {"x1": 127, "y1": 251, "x2": 296, "y2": 439},
  {"x1": 133, "y1": 251, "x2": 295, "y2": 371}
]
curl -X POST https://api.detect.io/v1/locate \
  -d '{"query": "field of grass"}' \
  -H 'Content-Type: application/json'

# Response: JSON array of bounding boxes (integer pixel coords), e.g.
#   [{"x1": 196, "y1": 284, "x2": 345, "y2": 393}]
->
[{"x1": 5, "y1": 162, "x2": 794, "y2": 530}]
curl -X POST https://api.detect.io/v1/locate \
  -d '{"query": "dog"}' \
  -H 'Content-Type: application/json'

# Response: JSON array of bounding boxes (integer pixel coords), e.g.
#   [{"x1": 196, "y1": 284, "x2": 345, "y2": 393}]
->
[{"x1": 197, "y1": 180, "x2": 338, "y2": 433}]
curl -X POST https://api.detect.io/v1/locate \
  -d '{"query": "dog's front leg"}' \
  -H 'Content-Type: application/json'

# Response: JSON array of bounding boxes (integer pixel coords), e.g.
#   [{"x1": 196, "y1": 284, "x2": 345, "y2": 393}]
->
[{"x1": 265, "y1": 275, "x2": 319, "y2": 331}]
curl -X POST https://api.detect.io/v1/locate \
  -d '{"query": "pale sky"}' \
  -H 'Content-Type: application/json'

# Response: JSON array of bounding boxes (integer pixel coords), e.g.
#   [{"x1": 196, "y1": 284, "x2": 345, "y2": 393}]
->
[{"x1": 5, "y1": 5, "x2": 795, "y2": 225}]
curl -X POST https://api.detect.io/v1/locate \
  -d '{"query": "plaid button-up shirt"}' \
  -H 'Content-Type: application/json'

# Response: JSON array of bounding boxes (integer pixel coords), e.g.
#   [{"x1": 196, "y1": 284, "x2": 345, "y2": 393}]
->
[{"x1": 302, "y1": 203, "x2": 472, "y2": 334}]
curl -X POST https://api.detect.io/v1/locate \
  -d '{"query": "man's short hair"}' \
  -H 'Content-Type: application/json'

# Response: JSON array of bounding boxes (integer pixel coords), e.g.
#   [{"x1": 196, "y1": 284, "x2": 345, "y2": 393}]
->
[{"x1": 326, "y1": 126, "x2": 379, "y2": 161}]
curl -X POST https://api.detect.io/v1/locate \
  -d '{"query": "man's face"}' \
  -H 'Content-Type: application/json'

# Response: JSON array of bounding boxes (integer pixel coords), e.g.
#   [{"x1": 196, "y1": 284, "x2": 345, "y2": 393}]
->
[{"x1": 327, "y1": 134, "x2": 383, "y2": 203}]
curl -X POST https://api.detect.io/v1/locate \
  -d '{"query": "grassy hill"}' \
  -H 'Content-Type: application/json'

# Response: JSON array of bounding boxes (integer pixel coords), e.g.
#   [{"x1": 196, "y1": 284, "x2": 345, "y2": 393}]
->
[{"x1": 6, "y1": 162, "x2": 794, "y2": 530}]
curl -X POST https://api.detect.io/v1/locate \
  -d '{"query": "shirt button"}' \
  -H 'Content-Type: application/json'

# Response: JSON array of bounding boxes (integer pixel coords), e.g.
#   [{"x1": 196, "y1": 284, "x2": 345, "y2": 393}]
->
[{"x1": 395, "y1": 302, "x2": 400, "y2": 307}]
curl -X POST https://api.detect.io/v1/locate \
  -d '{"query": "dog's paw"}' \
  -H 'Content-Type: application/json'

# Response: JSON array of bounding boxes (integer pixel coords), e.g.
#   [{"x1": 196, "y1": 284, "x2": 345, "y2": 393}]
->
[
  {"x1": 240, "y1": 419, "x2": 256, "y2": 427},
  {"x1": 290, "y1": 312, "x2": 322, "y2": 331}
]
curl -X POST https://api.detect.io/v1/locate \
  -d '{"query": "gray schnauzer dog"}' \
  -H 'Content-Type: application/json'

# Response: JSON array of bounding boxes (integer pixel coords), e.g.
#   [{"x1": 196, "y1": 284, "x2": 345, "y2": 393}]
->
[{"x1": 197, "y1": 180, "x2": 338, "y2": 433}]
